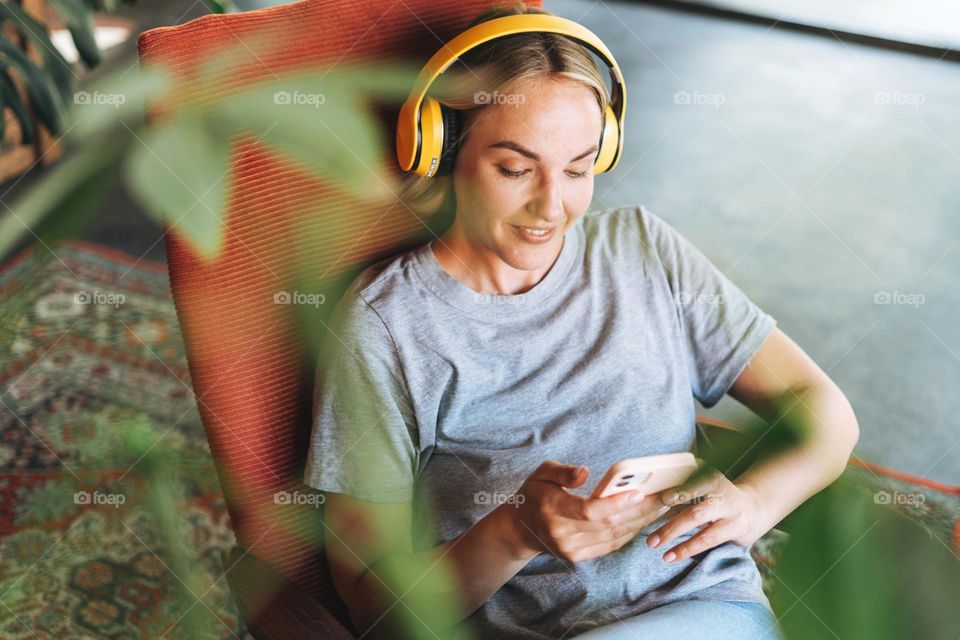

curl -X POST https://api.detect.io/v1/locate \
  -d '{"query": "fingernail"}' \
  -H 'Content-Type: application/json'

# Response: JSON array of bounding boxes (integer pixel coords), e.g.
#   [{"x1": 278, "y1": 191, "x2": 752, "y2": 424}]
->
[
  {"x1": 647, "y1": 535, "x2": 660, "y2": 548},
  {"x1": 662, "y1": 492, "x2": 678, "y2": 506},
  {"x1": 629, "y1": 492, "x2": 646, "y2": 504},
  {"x1": 664, "y1": 551, "x2": 676, "y2": 562}
]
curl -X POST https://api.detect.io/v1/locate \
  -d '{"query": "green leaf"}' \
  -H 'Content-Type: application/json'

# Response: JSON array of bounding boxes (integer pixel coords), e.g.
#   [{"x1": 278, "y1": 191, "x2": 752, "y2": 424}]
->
[
  {"x1": 771, "y1": 476, "x2": 960, "y2": 639},
  {"x1": 204, "y1": 62, "x2": 418, "y2": 201},
  {"x1": 47, "y1": 0, "x2": 102, "y2": 68},
  {"x1": 202, "y1": 0, "x2": 236, "y2": 13},
  {"x1": 0, "y1": 128, "x2": 132, "y2": 261},
  {"x1": 0, "y1": 73, "x2": 6, "y2": 143},
  {"x1": 0, "y1": 66, "x2": 35, "y2": 144},
  {"x1": 0, "y1": 38, "x2": 64, "y2": 135},
  {"x1": 63, "y1": 64, "x2": 170, "y2": 141},
  {"x1": 124, "y1": 113, "x2": 231, "y2": 260},
  {"x1": 0, "y1": 2, "x2": 75, "y2": 108}
]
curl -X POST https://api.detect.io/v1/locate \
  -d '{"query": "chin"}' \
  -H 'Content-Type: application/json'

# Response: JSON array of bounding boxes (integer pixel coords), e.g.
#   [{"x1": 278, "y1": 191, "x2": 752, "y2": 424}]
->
[{"x1": 500, "y1": 237, "x2": 560, "y2": 271}]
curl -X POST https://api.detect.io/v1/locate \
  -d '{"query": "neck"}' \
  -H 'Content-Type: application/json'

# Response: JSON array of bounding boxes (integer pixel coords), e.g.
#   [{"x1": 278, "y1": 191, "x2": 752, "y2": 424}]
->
[{"x1": 431, "y1": 221, "x2": 562, "y2": 295}]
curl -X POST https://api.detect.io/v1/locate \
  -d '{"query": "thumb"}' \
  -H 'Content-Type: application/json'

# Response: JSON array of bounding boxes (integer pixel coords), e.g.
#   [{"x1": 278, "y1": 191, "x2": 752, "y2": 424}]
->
[{"x1": 532, "y1": 460, "x2": 588, "y2": 488}]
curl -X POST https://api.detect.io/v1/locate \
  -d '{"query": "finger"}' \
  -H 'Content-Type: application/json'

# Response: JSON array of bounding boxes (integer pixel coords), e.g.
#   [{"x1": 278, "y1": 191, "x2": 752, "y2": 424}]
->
[
  {"x1": 556, "y1": 503, "x2": 681, "y2": 563},
  {"x1": 566, "y1": 490, "x2": 655, "y2": 526},
  {"x1": 531, "y1": 461, "x2": 588, "y2": 488},
  {"x1": 659, "y1": 520, "x2": 733, "y2": 563},
  {"x1": 561, "y1": 496, "x2": 671, "y2": 539},
  {"x1": 548, "y1": 488, "x2": 636, "y2": 524},
  {"x1": 561, "y1": 517, "x2": 654, "y2": 562},
  {"x1": 646, "y1": 498, "x2": 725, "y2": 550},
  {"x1": 584, "y1": 502, "x2": 674, "y2": 542}
]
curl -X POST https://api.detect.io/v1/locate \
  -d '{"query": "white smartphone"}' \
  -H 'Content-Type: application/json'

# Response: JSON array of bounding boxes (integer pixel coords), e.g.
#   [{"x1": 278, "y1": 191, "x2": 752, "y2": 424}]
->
[{"x1": 590, "y1": 452, "x2": 698, "y2": 499}]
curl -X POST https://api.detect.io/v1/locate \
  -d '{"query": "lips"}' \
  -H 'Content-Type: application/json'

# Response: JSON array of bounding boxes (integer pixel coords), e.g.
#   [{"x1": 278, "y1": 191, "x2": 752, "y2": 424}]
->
[{"x1": 511, "y1": 224, "x2": 557, "y2": 243}]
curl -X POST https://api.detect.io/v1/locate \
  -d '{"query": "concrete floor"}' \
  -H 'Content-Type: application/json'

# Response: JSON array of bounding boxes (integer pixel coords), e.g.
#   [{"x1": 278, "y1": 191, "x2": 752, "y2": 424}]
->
[
  {"x1": 5, "y1": 0, "x2": 958, "y2": 484},
  {"x1": 668, "y1": 0, "x2": 960, "y2": 53},
  {"x1": 548, "y1": 0, "x2": 960, "y2": 485}
]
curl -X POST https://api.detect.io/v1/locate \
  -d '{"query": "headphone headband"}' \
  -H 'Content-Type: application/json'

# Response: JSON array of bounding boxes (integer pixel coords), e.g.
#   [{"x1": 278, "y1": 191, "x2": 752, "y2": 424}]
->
[{"x1": 397, "y1": 14, "x2": 627, "y2": 175}]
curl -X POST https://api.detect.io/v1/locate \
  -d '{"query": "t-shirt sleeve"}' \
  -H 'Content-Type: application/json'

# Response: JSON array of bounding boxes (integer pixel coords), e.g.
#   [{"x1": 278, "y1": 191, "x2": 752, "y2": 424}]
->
[
  {"x1": 303, "y1": 290, "x2": 419, "y2": 503},
  {"x1": 640, "y1": 206, "x2": 777, "y2": 409}
]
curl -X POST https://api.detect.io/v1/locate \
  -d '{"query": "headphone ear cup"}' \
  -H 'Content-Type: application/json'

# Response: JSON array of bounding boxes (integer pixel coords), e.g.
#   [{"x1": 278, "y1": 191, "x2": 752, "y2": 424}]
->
[
  {"x1": 593, "y1": 104, "x2": 620, "y2": 174},
  {"x1": 435, "y1": 105, "x2": 462, "y2": 177}
]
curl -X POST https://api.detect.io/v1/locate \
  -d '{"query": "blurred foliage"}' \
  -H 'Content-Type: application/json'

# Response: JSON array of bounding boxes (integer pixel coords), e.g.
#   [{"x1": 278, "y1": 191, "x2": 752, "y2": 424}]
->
[
  {"x1": 0, "y1": 24, "x2": 453, "y2": 640},
  {"x1": 0, "y1": 32, "x2": 420, "y2": 261},
  {"x1": 772, "y1": 474, "x2": 960, "y2": 639},
  {"x1": 0, "y1": 0, "x2": 80, "y2": 142},
  {"x1": 696, "y1": 389, "x2": 960, "y2": 639}
]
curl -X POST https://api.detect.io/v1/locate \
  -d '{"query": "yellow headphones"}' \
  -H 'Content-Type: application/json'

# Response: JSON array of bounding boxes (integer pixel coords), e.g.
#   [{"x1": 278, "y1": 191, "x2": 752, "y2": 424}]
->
[{"x1": 396, "y1": 14, "x2": 627, "y2": 178}]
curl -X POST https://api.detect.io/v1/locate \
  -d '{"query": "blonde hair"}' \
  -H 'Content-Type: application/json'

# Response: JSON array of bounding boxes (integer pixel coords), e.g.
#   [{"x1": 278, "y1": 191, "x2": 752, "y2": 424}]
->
[{"x1": 397, "y1": 2, "x2": 611, "y2": 228}]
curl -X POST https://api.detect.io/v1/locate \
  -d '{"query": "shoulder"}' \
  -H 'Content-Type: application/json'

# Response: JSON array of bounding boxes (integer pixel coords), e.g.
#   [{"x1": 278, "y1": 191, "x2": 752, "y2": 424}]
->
[
  {"x1": 581, "y1": 203, "x2": 666, "y2": 238},
  {"x1": 328, "y1": 245, "x2": 425, "y2": 337},
  {"x1": 579, "y1": 204, "x2": 672, "y2": 259}
]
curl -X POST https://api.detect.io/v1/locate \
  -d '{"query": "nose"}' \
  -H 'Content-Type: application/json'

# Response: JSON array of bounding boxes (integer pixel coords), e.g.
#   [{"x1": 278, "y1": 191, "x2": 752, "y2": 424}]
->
[{"x1": 530, "y1": 171, "x2": 565, "y2": 223}]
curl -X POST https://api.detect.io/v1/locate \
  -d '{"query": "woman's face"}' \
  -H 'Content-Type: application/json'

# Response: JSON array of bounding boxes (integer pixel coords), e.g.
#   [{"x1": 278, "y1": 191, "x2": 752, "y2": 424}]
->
[{"x1": 449, "y1": 76, "x2": 602, "y2": 278}]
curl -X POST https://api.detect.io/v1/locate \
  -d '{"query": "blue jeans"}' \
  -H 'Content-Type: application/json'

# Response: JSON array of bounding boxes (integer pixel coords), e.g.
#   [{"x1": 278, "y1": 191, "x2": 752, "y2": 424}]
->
[{"x1": 571, "y1": 599, "x2": 784, "y2": 639}]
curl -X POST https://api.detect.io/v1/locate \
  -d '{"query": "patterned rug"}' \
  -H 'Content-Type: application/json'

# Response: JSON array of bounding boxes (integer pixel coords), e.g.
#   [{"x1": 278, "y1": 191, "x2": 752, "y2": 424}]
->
[
  {"x1": 0, "y1": 241, "x2": 251, "y2": 639},
  {"x1": 0, "y1": 240, "x2": 957, "y2": 639}
]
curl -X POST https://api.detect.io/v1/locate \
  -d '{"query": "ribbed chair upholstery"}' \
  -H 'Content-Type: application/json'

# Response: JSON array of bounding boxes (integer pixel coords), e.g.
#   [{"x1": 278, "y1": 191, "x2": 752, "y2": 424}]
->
[{"x1": 136, "y1": 1, "x2": 543, "y2": 636}]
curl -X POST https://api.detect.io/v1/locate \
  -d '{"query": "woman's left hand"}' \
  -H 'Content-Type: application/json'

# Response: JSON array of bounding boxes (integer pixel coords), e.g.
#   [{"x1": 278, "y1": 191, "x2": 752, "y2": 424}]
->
[{"x1": 646, "y1": 458, "x2": 769, "y2": 563}]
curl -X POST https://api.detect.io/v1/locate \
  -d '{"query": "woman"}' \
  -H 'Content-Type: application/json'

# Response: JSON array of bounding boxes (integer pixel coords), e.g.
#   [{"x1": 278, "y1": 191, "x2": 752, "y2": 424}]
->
[{"x1": 303, "y1": 3, "x2": 860, "y2": 639}]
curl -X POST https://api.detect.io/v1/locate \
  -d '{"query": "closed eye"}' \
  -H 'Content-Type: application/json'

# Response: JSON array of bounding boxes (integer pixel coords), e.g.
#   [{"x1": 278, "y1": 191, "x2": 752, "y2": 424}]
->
[
  {"x1": 499, "y1": 166, "x2": 529, "y2": 178},
  {"x1": 498, "y1": 166, "x2": 591, "y2": 179}
]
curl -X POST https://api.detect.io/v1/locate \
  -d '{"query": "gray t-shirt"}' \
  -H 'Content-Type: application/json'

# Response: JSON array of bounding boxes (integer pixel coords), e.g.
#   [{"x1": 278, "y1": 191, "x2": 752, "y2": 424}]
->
[{"x1": 304, "y1": 204, "x2": 778, "y2": 639}]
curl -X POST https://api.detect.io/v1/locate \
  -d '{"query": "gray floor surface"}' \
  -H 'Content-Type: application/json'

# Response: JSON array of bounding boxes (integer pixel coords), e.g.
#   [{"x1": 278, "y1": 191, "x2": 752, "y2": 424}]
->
[{"x1": 550, "y1": 0, "x2": 960, "y2": 485}]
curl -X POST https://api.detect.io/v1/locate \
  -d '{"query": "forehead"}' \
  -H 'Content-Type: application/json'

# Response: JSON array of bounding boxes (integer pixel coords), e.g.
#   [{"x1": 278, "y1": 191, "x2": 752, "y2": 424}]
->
[{"x1": 470, "y1": 77, "x2": 602, "y2": 151}]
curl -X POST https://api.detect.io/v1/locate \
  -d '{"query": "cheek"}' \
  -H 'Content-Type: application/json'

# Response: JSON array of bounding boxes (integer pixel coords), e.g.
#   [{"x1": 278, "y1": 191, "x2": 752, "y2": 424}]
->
[
  {"x1": 568, "y1": 177, "x2": 595, "y2": 209},
  {"x1": 465, "y1": 171, "x2": 519, "y2": 211}
]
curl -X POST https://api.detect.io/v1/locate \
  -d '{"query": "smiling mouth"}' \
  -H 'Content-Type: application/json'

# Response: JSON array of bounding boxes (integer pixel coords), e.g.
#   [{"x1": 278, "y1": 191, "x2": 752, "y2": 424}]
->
[{"x1": 511, "y1": 224, "x2": 558, "y2": 242}]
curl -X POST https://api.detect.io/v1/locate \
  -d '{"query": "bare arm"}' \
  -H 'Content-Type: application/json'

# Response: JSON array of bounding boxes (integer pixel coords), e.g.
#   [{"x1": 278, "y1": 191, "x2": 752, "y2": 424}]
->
[
  {"x1": 645, "y1": 327, "x2": 861, "y2": 561},
  {"x1": 727, "y1": 327, "x2": 861, "y2": 536},
  {"x1": 323, "y1": 491, "x2": 536, "y2": 639},
  {"x1": 324, "y1": 461, "x2": 671, "y2": 638}
]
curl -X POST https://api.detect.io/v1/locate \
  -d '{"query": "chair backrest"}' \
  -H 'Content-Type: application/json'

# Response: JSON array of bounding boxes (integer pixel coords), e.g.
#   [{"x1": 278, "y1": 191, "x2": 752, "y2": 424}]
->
[{"x1": 136, "y1": 0, "x2": 542, "y2": 629}]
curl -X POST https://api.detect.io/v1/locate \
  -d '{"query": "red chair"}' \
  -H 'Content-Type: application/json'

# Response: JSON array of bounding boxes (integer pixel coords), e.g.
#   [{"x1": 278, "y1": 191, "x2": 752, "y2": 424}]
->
[{"x1": 136, "y1": 1, "x2": 761, "y2": 637}]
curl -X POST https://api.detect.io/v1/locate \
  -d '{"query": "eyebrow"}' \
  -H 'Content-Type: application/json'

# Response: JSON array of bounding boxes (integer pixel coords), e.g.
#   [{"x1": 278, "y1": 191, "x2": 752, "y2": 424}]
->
[{"x1": 488, "y1": 140, "x2": 598, "y2": 163}]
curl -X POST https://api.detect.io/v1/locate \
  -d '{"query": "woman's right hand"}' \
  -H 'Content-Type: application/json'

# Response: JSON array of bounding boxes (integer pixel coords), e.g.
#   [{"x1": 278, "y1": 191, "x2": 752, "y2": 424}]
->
[{"x1": 500, "y1": 460, "x2": 674, "y2": 564}]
